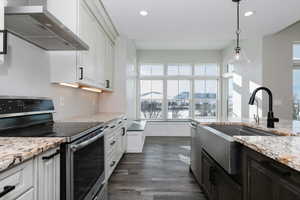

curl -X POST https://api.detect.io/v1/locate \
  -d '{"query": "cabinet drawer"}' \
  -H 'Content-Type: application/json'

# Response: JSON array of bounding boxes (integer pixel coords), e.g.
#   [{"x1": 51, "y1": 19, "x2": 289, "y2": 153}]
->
[
  {"x1": 106, "y1": 128, "x2": 123, "y2": 155},
  {"x1": 0, "y1": 160, "x2": 34, "y2": 200},
  {"x1": 107, "y1": 152, "x2": 118, "y2": 178},
  {"x1": 15, "y1": 188, "x2": 34, "y2": 200}
]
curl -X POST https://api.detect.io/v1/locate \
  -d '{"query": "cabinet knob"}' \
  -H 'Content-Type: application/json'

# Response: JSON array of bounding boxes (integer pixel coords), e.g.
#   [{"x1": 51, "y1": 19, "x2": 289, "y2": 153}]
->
[
  {"x1": 110, "y1": 161, "x2": 116, "y2": 167},
  {"x1": 79, "y1": 67, "x2": 84, "y2": 80},
  {"x1": 0, "y1": 30, "x2": 8, "y2": 55}
]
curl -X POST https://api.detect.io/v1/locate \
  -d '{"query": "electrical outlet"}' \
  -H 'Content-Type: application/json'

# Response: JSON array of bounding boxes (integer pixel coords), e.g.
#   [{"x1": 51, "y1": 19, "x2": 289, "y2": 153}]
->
[{"x1": 59, "y1": 96, "x2": 65, "y2": 106}]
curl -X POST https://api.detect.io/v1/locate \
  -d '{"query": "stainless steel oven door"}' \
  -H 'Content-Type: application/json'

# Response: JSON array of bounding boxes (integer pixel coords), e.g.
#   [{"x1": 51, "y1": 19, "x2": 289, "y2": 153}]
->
[{"x1": 67, "y1": 128, "x2": 105, "y2": 200}]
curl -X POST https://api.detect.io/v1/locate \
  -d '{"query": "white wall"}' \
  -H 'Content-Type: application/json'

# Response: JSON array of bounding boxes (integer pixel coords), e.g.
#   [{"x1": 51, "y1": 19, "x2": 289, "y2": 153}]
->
[
  {"x1": 222, "y1": 37, "x2": 263, "y2": 120},
  {"x1": 137, "y1": 49, "x2": 222, "y2": 64},
  {"x1": 98, "y1": 36, "x2": 137, "y2": 120},
  {"x1": 0, "y1": 34, "x2": 99, "y2": 120},
  {"x1": 262, "y1": 22, "x2": 300, "y2": 121}
]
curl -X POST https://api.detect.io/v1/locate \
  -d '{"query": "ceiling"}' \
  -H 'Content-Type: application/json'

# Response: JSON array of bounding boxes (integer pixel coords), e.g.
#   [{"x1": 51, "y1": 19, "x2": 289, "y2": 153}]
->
[{"x1": 102, "y1": 0, "x2": 300, "y2": 50}]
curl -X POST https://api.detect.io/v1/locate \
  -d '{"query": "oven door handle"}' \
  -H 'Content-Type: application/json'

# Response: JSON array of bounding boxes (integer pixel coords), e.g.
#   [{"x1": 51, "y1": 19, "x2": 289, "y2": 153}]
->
[{"x1": 71, "y1": 132, "x2": 104, "y2": 152}]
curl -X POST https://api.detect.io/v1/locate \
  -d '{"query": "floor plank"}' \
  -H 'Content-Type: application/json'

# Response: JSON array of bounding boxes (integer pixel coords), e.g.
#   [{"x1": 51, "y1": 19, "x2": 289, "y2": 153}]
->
[{"x1": 108, "y1": 137, "x2": 207, "y2": 200}]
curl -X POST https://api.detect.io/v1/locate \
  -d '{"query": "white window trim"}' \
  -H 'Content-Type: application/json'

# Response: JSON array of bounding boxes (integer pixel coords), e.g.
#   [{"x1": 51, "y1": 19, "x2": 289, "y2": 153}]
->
[{"x1": 137, "y1": 63, "x2": 222, "y2": 121}]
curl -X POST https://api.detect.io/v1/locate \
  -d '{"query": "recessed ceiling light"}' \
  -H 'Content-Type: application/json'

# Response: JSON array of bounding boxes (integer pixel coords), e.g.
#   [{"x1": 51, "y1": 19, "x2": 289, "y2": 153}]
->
[
  {"x1": 139, "y1": 10, "x2": 148, "y2": 16},
  {"x1": 244, "y1": 11, "x2": 254, "y2": 17}
]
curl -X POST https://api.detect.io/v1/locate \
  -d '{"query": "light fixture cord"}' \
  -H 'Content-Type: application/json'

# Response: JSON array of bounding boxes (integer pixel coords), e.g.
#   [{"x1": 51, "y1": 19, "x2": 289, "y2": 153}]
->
[{"x1": 236, "y1": 1, "x2": 240, "y2": 49}]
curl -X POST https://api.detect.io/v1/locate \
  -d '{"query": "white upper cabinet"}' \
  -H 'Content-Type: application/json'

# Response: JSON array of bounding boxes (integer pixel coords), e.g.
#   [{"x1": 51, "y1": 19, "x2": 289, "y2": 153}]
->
[
  {"x1": 50, "y1": 0, "x2": 118, "y2": 91},
  {"x1": 77, "y1": 0, "x2": 98, "y2": 85},
  {"x1": 47, "y1": 0, "x2": 78, "y2": 33},
  {"x1": 104, "y1": 39, "x2": 115, "y2": 89}
]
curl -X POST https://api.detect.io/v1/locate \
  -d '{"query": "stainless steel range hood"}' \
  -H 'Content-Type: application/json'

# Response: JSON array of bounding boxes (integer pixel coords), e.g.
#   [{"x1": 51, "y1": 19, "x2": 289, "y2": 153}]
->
[{"x1": 4, "y1": 6, "x2": 89, "y2": 51}]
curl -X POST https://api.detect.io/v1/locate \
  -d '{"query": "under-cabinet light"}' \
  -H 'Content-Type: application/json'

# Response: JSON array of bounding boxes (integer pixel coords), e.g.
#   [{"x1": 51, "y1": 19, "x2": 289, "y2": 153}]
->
[
  {"x1": 139, "y1": 10, "x2": 148, "y2": 16},
  {"x1": 81, "y1": 87, "x2": 102, "y2": 93},
  {"x1": 244, "y1": 11, "x2": 254, "y2": 17},
  {"x1": 59, "y1": 83, "x2": 79, "y2": 88}
]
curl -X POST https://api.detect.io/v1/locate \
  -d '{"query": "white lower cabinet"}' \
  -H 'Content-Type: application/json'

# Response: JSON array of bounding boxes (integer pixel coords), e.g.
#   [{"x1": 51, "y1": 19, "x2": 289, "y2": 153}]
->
[
  {"x1": 0, "y1": 148, "x2": 60, "y2": 200},
  {"x1": 37, "y1": 148, "x2": 60, "y2": 200},
  {"x1": 15, "y1": 189, "x2": 34, "y2": 200},
  {"x1": 105, "y1": 119, "x2": 127, "y2": 181},
  {"x1": 0, "y1": 160, "x2": 34, "y2": 200}
]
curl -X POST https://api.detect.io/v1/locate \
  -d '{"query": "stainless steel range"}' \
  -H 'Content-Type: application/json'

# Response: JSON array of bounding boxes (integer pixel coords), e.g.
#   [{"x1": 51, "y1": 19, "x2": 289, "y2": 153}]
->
[{"x1": 0, "y1": 97, "x2": 107, "y2": 200}]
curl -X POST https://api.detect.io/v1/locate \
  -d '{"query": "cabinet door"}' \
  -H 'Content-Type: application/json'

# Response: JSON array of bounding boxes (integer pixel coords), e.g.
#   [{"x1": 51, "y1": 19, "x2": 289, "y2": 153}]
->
[
  {"x1": 194, "y1": 127, "x2": 202, "y2": 183},
  {"x1": 246, "y1": 160, "x2": 274, "y2": 200},
  {"x1": 121, "y1": 127, "x2": 127, "y2": 154},
  {"x1": 190, "y1": 126, "x2": 196, "y2": 170},
  {"x1": 104, "y1": 38, "x2": 114, "y2": 88},
  {"x1": 15, "y1": 188, "x2": 35, "y2": 200},
  {"x1": 94, "y1": 22, "x2": 106, "y2": 87},
  {"x1": 243, "y1": 148, "x2": 300, "y2": 200},
  {"x1": 277, "y1": 183, "x2": 300, "y2": 200},
  {"x1": 201, "y1": 151, "x2": 217, "y2": 200},
  {"x1": 47, "y1": 0, "x2": 78, "y2": 33},
  {"x1": 77, "y1": 0, "x2": 96, "y2": 83},
  {"x1": 215, "y1": 166, "x2": 242, "y2": 200},
  {"x1": 38, "y1": 149, "x2": 60, "y2": 200}
]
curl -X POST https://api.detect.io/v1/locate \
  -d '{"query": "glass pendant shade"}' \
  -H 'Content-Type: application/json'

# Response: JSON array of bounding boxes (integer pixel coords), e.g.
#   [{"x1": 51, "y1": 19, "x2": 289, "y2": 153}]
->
[{"x1": 229, "y1": 47, "x2": 250, "y2": 64}]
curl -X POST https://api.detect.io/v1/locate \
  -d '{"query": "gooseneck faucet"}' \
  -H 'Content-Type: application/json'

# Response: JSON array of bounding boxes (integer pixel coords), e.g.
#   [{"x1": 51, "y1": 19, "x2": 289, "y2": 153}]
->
[{"x1": 249, "y1": 87, "x2": 279, "y2": 128}]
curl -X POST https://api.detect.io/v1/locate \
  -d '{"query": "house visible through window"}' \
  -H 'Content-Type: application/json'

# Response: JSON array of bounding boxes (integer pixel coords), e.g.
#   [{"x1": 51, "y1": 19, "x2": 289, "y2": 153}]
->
[
  {"x1": 140, "y1": 80, "x2": 163, "y2": 119},
  {"x1": 139, "y1": 63, "x2": 220, "y2": 121},
  {"x1": 194, "y1": 80, "x2": 218, "y2": 121},
  {"x1": 293, "y1": 44, "x2": 300, "y2": 121},
  {"x1": 167, "y1": 80, "x2": 191, "y2": 119}
]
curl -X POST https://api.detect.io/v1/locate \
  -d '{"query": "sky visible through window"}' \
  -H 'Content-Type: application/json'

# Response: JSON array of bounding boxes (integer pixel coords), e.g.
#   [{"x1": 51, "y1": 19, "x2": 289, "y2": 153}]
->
[
  {"x1": 294, "y1": 70, "x2": 300, "y2": 100},
  {"x1": 293, "y1": 44, "x2": 300, "y2": 60}
]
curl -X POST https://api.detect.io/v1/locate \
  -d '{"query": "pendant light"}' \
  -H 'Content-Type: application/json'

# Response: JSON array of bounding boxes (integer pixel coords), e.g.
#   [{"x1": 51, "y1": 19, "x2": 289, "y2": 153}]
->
[{"x1": 230, "y1": 0, "x2": 250, "y2": 64}]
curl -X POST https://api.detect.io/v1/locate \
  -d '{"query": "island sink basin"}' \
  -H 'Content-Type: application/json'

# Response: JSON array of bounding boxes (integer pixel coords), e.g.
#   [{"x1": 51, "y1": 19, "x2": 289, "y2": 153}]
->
[
  {"x1": 198, "y1": 124, "x2": 279, "y2": 175},
  {"x1": 207, "y1": 125, "x2": 276, "y2": 137}
]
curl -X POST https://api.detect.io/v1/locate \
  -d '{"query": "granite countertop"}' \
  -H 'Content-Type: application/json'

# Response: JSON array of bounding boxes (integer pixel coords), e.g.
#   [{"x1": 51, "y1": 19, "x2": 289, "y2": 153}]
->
[
  {"x1": 234, "y1": 136, "x2": 300, "y2": 172},
  {"x1": 0, "y1": 137, "x2": 65, "y2": 172},
  {"x1": 58, "y1": 112, "x2": 125, "y2": 123}
]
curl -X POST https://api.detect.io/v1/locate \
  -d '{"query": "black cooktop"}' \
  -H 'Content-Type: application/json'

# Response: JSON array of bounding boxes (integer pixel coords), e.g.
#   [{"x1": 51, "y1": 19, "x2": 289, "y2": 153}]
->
[{"x1": 0, "y1": 122, "x2": 104, "y2": 140}]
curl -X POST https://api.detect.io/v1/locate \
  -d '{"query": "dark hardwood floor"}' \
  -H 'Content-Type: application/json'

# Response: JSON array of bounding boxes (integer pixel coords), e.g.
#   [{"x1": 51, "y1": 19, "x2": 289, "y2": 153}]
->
[{"x1": 108, "y1": 137, "x2": 207, "y2": 200}]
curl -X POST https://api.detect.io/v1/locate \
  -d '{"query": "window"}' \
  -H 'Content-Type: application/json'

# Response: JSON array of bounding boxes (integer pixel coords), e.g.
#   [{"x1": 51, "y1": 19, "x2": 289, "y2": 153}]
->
[
  {"x1": 293, "y1": 44, "x2": 300, "y2": 61},
  {"x1": 167, "y1": 80, "x2": 191, "y2": 119},
  {"x1": 293, "y1": 44, "x2": 300, "y2": 121},
  {"x1": 140, "y1": 64, "x2": 164, "y2": 76},
  {"x1": 167, "y1": 65, "x2": 192, "y2": 76},
  {"x1": 293, "y1": 70, "x2": 300, "y2": 121},
  {"x1": 194, "y1": 80, "x2": 218, "y2": 121},
  {"x1": 140, "y1": 80, "x2": 163, "y2": 119},
  {"x1": 195, "y1": 64, "x2": 219, "y2": 76},
  {"x1": 138, "y1": 63, "x2": 220, "y2": 121}
]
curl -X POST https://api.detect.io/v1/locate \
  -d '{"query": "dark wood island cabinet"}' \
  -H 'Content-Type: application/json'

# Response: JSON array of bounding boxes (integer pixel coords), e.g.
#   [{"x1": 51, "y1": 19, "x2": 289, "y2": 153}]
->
[{"x1": 242, "y1": 147, "x2": 300, "y2": 200}]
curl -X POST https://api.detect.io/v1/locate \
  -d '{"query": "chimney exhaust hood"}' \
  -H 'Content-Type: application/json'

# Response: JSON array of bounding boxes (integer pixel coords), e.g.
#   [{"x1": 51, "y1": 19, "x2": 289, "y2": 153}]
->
[{"x1": 4, "y1": 5, "x2": 89, "y2": 51}]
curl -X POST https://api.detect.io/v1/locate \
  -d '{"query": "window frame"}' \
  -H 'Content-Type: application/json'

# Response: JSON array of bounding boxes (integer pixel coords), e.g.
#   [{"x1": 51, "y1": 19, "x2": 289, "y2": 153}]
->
[
  {"x1": 137, "y1": 63, "x2": 221, "y2": 121},
  {"x1": 293, "y1": 43, "x2": 300, "y2": 66}
]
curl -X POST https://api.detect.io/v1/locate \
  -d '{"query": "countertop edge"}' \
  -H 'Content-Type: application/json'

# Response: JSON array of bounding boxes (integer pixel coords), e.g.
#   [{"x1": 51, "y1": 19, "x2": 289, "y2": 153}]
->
[
  {"x1": 0, "y1": 137, "x2": 66, "y2": 173},
  {"x1": 234, "y1": 136, "x2": 300, "y2": 172}
]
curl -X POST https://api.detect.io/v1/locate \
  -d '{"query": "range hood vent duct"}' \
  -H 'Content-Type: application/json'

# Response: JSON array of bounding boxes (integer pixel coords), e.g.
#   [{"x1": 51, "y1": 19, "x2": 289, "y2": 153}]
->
[{"x1": 5, "y1": 6, "x2": 89, "y2": 51}]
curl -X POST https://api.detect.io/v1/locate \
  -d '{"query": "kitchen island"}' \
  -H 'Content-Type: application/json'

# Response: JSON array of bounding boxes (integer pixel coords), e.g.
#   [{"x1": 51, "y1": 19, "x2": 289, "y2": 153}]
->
[{"x1": 190, "y1": 120, "x2": 300, "y2": 200}]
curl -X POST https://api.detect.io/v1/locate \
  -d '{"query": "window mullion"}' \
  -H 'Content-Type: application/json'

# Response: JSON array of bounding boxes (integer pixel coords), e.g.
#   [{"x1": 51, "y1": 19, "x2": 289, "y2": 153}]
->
[{"x1": 163, "y1": 64, "x2": 168, "y2": 120}]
